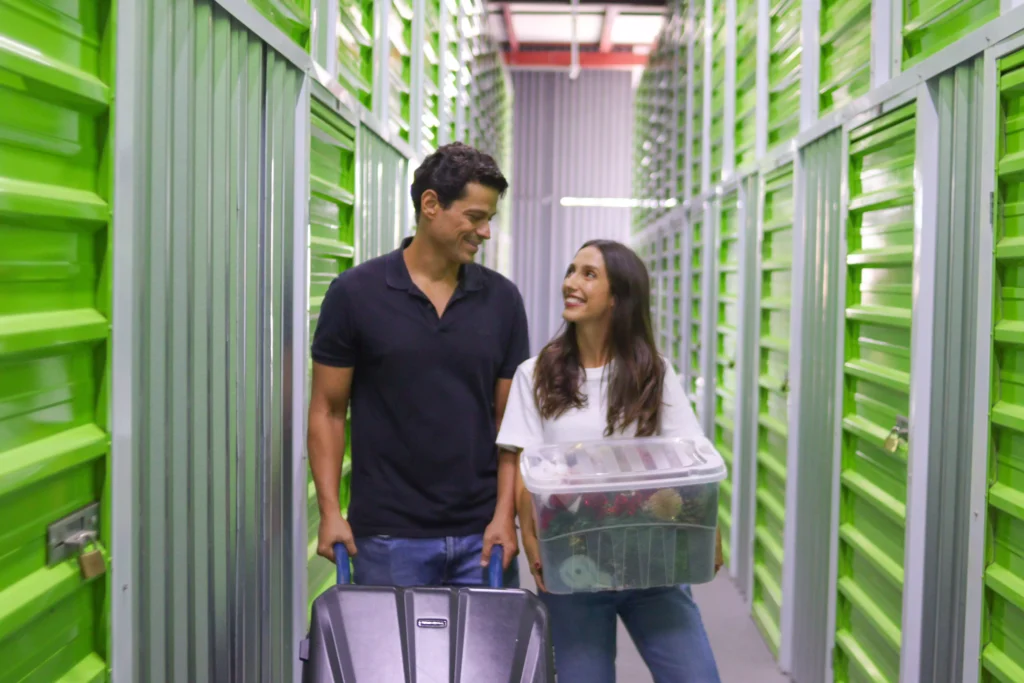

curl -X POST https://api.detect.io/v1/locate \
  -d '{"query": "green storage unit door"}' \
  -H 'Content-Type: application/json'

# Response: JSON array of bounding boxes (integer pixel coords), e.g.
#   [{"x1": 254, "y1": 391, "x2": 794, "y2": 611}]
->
[
  {"x1": 819, "y1": 0, "x2": 871, "y2": 116},
  {"x1": 752, "y1": 163, "x2": 795, "y2": 658},
  {"x1": 834, "y1": 102, "x2": 917, "y2": 683},
  {"x1": 336, "y1": 0, "x2": 375, "y2": 107},
  {"x1": 901, "y1": 0, "x2": 997, "y2": 69},
  {"x1": 677, "y1": 46, "x2": 688, "y2": 198},
  {"x1": 691, "y1": 1, "x2": 706, "y2": 197},
  {"x1": 981, "y1": 49, "x2": 1024, "y2": 683},
  {"x1": 768, "y1": 0, "x2": 801, "y2": 148},
  {"x1": 690, "y1": 214, "x2": 706, "y2": 407},
  {"x1": 710, "y1": 1, "x2": 726, "y2": 184},
  {"x1": 715, "y1": 192, "x2": 741, "y2": 568},
  {"x1": 306, "y1": 101, "x2": 358, "y2": 611},
  {"x1": 389, "y1": 0, "x2": 415, "y2": 143},
  {"x1": 0, "y1": 1, "x2": 113, "y2": 680},
  {"x1": 735, "y1": 0, "x2": 758, "y2": 169}
]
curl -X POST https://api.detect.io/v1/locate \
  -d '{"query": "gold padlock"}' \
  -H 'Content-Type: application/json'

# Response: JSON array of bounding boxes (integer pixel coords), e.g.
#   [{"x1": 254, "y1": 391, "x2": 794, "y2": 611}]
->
[
  {"x1": 79, "y1": 543, "x2": 107, "y2": 580},
  {"x1": 883, "y1": 429, "x2": 901, "y2": 454}
]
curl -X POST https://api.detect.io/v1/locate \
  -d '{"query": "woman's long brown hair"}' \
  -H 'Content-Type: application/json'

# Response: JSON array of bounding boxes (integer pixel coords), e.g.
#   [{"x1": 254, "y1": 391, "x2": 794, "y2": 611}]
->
[{"x1": 533, "y1": 240, "x2": 666, "y2": 437}]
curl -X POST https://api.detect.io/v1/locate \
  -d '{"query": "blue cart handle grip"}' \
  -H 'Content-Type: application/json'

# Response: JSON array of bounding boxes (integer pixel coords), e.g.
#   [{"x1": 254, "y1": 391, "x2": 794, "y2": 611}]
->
[
  {"x1": 488, "y1": 546, "x2": 504, "y2": 588},
  {"x1": 334, "y1": 543, "x2": 351, "y2": 585}
]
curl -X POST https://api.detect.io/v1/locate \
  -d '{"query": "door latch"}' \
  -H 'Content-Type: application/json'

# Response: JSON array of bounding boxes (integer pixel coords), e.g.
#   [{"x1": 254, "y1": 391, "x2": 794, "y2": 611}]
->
[{"x1": 47, "y1": 503, "x2": 99, "y2": 566}]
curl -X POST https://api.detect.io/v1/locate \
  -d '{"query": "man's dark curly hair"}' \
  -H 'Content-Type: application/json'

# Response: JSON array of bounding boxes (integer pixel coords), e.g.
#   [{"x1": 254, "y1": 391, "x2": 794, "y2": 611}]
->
[{"x1": 410, "y1": 143, "x2": 509, "y2": 222}]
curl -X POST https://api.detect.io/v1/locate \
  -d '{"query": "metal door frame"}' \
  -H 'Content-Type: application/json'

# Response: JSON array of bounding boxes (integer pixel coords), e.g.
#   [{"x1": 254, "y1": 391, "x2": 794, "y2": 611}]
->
[{"x1": 899, "y1": 76, "x2": 942, "y2": 683}]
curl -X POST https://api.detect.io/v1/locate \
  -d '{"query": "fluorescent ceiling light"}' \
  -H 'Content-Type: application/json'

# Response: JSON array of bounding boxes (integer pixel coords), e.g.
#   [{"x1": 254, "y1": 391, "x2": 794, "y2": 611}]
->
[{"x1": 560, "y1": 197, "x2": 678, "y2": 209}]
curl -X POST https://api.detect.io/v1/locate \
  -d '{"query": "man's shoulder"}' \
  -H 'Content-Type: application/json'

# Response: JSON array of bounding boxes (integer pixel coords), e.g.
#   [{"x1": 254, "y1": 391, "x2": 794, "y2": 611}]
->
[
  {"x1": 329, "y1": 252, "x2": 389, "y2": 293},
  {"x1": 475, "y1": 265, "x2": 523, "y2": 304}
]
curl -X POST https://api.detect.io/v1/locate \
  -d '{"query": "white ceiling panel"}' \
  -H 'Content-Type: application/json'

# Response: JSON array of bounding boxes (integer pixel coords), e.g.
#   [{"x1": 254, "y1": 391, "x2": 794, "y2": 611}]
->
[
  {"x1": 608, "y1": 13, "x2": 663, "y2": 44},
  {"x1": 512, "y1": 13, "x2": 605, "y2": 44}
]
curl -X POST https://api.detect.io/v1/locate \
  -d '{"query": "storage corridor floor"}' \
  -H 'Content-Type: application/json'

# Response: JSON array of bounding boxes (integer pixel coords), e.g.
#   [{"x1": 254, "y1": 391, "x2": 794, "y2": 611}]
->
[{"x1": 516, "y1": 555, "x2": 789, "y2": 683}]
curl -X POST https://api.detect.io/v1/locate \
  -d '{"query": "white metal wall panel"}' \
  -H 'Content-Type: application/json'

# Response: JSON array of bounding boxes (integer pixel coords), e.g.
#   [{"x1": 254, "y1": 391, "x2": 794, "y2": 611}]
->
[{"x1": 510, "y1": 70, "x2": 635, "y2": 353}]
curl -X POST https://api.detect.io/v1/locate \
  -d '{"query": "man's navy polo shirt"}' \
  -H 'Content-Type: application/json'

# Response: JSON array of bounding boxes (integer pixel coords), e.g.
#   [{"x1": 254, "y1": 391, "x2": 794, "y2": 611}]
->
[{"x1": 311, "y1": 236, "x2": 530, "y2": 538}]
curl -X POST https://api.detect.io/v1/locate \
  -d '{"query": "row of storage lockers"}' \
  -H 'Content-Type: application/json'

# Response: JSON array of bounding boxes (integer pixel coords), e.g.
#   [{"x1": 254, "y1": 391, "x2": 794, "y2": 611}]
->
[
  {"x1": 633, "y1": 0, "x2": 1018, "y2": 233},
  {"x1": 0, "y1": 0, "x2": 500, "y2": 679},
  {"x1": 638, "y1": 48, "x2": 1024, "y2": 683}
]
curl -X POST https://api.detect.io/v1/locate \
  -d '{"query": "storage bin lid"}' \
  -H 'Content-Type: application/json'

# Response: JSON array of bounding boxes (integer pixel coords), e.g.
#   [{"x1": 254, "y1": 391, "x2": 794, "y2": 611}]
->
[{"x1": 520, "y1": 437, "x2": 727, "y2": 495}]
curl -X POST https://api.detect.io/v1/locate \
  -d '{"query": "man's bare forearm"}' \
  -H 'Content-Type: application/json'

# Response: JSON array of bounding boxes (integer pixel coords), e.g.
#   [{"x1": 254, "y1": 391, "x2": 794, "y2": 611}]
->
[
  {"x1": 494, "y1": 450, "x2": 517, "y2": 520},
  {"x1": 308, "y1": 410, "x2": 347, "y2": 517}
]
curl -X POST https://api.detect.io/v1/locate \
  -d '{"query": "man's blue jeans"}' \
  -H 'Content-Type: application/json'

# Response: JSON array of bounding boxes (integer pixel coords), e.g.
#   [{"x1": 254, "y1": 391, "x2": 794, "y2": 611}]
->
[
  {"x1": 540, "y1": 585, "x2": 721, "y2": 683},
  {"x1": 352, "y1": 534, "x2": 520, "y2": 587}
]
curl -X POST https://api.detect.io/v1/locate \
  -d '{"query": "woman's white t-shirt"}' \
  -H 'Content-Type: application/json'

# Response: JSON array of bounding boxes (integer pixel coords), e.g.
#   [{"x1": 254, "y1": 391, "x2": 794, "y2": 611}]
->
[{"x1": 496, "y1": 355, "x2": 706, "y2": 451}]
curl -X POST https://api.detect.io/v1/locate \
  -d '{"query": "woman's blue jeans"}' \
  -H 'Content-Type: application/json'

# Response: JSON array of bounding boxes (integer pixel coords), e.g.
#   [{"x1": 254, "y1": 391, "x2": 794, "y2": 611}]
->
[{"x1": 540, "y1": 585, "x2": 721, "y2": 683}]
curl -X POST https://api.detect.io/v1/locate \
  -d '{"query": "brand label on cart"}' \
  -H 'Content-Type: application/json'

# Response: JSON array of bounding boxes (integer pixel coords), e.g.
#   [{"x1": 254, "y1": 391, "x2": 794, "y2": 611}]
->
[{"x1": 416, "y1": 618, "x2": 448, "y2": 629}]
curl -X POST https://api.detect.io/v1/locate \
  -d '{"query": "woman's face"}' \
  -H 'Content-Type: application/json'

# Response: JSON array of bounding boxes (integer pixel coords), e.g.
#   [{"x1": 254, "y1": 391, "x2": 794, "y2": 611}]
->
[{"x1": 562, "y1": 246, "x2": 613, "y2": 324}]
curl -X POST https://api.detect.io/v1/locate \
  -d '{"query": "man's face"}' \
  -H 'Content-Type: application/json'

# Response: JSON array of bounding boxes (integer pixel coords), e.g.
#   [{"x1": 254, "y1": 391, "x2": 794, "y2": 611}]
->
[{"x1": 419, "y1": 182, "x2": 500, "y2": 264}]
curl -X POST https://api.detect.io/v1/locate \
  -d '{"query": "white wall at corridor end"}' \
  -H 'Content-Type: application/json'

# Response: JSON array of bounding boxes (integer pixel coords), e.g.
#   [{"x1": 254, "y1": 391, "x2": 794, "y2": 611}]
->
[{"x1": 509, "y1": 70, "x2": 635, "y2": 353}]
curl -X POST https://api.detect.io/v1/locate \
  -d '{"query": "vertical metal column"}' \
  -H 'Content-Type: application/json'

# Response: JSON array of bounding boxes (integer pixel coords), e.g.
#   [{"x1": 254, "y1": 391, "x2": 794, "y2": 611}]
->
[
  {"x1": 724, "y1": 0, "x2": 738, "y2": 179},
  {"x1": 733, "y1": 174, "x2": 760, "y2": 600},
  {"x1": 799, "y1": 0, "x2": 821, "y2": 131},
  {"x1": 870, "y1": 0, "x2": 898, "y2": 88},
  {"x1": 962, "y1": 38, "x2": 1009, "y2": 683},
  {"x1": 289, "y1": 77, "x2": 312, "y2": 683},
  {"x1": 899, "y1": 76, "x2": 942, "y2": 683}
]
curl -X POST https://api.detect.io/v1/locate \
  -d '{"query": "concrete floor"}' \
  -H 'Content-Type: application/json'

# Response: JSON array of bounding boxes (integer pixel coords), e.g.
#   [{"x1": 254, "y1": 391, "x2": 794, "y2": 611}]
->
[{"x1": 517, "y1": 554, "x2": 790, "y2": 683}]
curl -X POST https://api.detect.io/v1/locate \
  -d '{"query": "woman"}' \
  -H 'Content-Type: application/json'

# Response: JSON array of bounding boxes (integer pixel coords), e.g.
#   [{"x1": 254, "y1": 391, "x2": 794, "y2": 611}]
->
[{"x1": 496, "y1": 240, "x2": 721, "y2": 683}]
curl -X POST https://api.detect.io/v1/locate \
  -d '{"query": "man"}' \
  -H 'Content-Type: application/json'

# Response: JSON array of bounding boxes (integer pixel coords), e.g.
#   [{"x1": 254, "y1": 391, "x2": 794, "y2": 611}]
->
[{"x1": 308, "y1": 143, "x2": 529, "y2": 587}]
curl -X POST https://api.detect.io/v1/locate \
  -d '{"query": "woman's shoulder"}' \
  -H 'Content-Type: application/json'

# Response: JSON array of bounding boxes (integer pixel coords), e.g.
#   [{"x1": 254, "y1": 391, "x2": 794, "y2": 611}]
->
[{"x1": 514, "y1": 355, "x2": 540, "y2": 378}]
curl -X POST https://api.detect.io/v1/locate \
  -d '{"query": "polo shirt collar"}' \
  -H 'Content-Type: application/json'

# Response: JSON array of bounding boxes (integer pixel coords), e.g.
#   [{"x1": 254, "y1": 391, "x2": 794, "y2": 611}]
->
[{"x1": 385, "y1": 235, "x2": 484, "y2": 292}]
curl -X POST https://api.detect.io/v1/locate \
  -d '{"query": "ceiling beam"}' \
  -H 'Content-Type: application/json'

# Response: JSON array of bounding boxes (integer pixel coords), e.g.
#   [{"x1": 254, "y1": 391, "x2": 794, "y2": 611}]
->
[
  {"x1": 598, "y1": 7, "x2": 619, "y2": 52},
  {"x1": 503, "y1": 50, "x2": 649, "y2": 69},
  {"x1": 502, "y1": 5, "x2": 520, "y2": 52}
]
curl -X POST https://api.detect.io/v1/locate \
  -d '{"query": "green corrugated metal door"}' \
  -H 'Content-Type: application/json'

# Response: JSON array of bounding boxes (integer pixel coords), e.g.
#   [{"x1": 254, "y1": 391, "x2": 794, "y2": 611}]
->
[
  {"x1": 901, "y1": 0, "x2": 997, "y2": 69},
  {"x1": 677, "y1": 43, "x2": 688, "y2": 198},
  {"x1": 819, "y1": 0, "x2": 871, "y2": 115},
  {"x1": 710, "y1": 1, "x2": 726, "y2": 183},
  {"x1": 715, "y1": 192, "x2": 741, "y2": 568},
  {"x1": 388, "y1": 0, "x2": 414, "y2": 143},
  {"x1": 691, "y1": 2, "x2": 706, "y2": 196},
  {"x1": 0, "y1": 2, "x2": 113, "y2": 680},
  {"x1": 981, "y1": 50, "x2": 1024, "y2": 683},
  {"x1": 752, "y1": 164, "x2": 795, "y2": 658},
  {"x1": 307, "y1": 99, "x2": 357, "y2": 610},
  {"x1": 834, "y1": 102, "x2": 917, "y2": 683},
  {"x1": 335, "y1": 0, "x2": 375, "y2": 107},
  {"x1": 768, "y1": 0, "x2": 801, "y2": 148},
  {"x1": 735, "y1": 0, "x2": 757, "y2": 169},
  {"x1": 690, "y1": 214, "x2": 706, "y2": 409}
]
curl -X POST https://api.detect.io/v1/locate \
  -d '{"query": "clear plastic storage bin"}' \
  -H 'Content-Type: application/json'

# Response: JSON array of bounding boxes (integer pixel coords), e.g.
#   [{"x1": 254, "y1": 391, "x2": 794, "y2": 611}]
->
[{"x1": 520, "y1": 437, "x2": 726, "y2": 594}]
